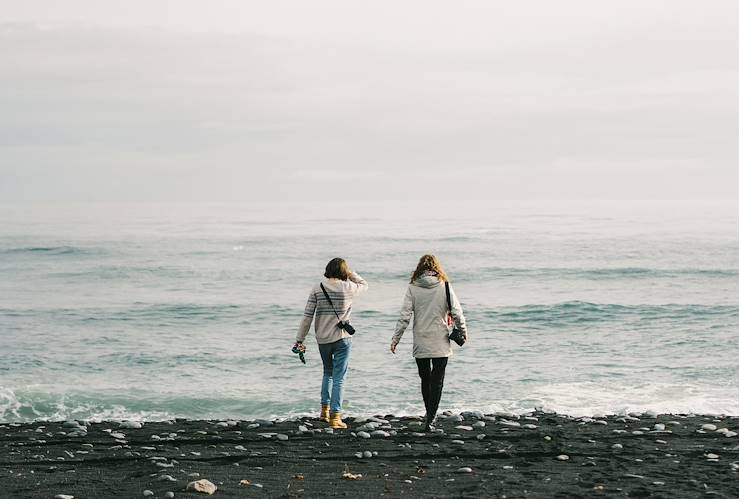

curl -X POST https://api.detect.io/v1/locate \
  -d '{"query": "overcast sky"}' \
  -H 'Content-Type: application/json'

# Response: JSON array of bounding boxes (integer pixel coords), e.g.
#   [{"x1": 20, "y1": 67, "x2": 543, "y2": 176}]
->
[{"x1": 1, "y1": 1, "x2": 738, "y2": 202}]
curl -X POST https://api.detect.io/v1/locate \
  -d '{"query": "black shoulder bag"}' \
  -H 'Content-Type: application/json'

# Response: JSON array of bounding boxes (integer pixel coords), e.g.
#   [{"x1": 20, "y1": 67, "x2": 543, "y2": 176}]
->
[
  {"x1": 445, "y1": 281, "x2": 465, "y2": 346},
  {"x1": 320, "y1": 283, "x2": 356, "y2": 335}
]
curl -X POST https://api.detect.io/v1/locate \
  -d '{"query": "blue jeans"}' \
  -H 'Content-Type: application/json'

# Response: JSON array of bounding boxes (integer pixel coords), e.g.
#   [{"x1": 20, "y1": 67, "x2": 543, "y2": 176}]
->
[{"x1": 318, "y1": 338, "x2": 352, "y2": 413}]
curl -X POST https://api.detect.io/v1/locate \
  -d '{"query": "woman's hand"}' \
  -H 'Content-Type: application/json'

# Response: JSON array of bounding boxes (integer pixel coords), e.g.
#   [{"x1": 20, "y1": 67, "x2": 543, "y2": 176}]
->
[
  {"x1": 390, "y1": 341, "x2": 398, "y2": 354},
  {"x1": 293, "y1": 341, "x2": 306, "y2": 353}
]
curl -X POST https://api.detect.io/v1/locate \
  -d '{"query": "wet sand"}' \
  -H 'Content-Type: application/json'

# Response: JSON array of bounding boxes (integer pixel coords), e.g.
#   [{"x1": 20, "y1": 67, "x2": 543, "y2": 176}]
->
[{"x1": 1, "y1": 411, "x2": 738, "y2": 498}]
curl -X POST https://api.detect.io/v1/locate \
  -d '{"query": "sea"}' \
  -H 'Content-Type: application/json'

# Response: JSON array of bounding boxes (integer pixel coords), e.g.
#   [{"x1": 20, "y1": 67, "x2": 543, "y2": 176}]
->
[{"x1": 1, "y1": 200, "x2": 738, "y2": 423}]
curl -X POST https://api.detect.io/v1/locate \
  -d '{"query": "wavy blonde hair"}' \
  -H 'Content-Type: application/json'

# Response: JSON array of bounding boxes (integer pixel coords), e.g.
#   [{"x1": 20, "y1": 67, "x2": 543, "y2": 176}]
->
[{"x1": 410, "y1": 254, "x2": 449, "y2": 283}]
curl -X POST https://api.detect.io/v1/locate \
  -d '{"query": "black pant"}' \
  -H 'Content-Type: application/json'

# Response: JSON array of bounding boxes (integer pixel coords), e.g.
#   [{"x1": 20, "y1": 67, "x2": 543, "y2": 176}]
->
[{"x1": 415, "y1": 357, "x2": 448, "y2": 419}]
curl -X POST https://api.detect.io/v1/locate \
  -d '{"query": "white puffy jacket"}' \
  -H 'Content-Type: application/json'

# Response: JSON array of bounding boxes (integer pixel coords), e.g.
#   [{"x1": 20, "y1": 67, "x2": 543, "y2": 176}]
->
[{"x1": 392, "y1": 273, "x2": 467, "y2": 358}]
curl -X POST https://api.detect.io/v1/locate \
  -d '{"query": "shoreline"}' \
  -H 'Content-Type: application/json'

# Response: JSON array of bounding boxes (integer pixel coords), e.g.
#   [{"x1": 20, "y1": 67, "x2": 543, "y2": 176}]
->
[{"x1": 2, "y1": 411, "x2": 738, "y2": 498}]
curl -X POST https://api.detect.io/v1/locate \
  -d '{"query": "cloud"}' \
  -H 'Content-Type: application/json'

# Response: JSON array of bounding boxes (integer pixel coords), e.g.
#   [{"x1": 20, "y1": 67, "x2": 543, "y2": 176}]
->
[{"x1": 0, "y1": 18, "x2": 737, "y2": 202}]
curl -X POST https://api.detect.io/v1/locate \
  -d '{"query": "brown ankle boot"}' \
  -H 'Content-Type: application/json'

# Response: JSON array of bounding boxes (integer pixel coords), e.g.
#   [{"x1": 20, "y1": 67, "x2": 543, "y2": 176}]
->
[
  {"x1": 320, "y1": 405, "x2": 330, "y2": 422},
  {"x1": 329, "y1": 412, "x2": 348, "y2": 429}
]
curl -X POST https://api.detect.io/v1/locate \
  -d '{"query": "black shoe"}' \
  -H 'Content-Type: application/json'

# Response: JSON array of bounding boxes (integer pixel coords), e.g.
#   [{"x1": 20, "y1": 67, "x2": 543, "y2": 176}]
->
[{"x1": 424, "y1": 413, "x2": 436, "y2": 432}]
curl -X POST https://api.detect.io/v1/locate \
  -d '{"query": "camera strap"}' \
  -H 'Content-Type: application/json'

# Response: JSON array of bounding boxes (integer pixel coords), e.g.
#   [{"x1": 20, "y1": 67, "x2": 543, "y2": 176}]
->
[
  {"x1": 445, "y1": 281, "x2": 455, "y2": 327},
  {"x1": 320, "y1": 283, "x2": 343, "y2": 322}
]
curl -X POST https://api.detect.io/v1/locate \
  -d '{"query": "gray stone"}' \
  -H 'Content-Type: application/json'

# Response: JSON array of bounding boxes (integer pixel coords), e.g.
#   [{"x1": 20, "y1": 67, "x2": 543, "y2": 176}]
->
[
  {"x1": 456, "y1": 467, "x2": 472, "y2": 473},
  {"x1": 54, "y1": 495, "x2": 74, "y2": 499},
  {"x1": 158, "y1": 474, "x2": 176, "y2": 482},
  {"x1": 455, "y1": 425, "x2": 473, "y2": 431},
  {"x1": 471, "y1": 421, "x2": 485, "y2": 428},
  {"x1": 165, "y1": 493, "x2": 175, "y2": 499},
  {"x1": 357, "y1": 431, "x2": 371, "y2": 439},
  {"x1": 556, "y1": 454, "x2": 570, "y2": 461},
  {"x1": 371, "y1": 430, "x2": 390, "y2": 438},
  {"x1": 701, "y1": 424, "x2": 717, "y2": 431},
  {"x1": 143, "y1": 491, "x2": 154, "y2": 497},
  {"x1": 363, "y1": 450, "x2": 373, "y2": 458},
  {"x1": 276, "y1": 434, "x2": 289, "y2": 441},
  {"x1": 451, "y1": 439, "x2": 465, "y2": 445},
  {"x1": 119, "y1": 421, "x2": 143, "y2": 429},
  {"x1": 612, "y1": 443, "x2": 623, "y2": 449}
]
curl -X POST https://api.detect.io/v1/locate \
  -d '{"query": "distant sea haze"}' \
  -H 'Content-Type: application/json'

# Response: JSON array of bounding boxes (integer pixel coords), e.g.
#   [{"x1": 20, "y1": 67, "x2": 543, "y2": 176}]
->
[{"x1": 0, "y1": 201, "x2": 738, "y2": 422}]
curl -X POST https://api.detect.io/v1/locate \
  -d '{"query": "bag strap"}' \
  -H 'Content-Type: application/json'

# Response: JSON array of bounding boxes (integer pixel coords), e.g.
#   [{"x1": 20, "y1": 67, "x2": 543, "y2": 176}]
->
[
  {"x1": 320, "y1": 283, "x2": 343, "y2": 322},
  {"x1": 445, "y1": 281, "x2": 452, "y2": 313}
]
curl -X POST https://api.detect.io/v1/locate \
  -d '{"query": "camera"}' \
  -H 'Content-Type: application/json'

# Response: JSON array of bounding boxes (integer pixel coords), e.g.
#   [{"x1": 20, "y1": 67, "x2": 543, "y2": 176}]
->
[{"x1": 337, "y1": 321, "x2": 356, "y2": 335}]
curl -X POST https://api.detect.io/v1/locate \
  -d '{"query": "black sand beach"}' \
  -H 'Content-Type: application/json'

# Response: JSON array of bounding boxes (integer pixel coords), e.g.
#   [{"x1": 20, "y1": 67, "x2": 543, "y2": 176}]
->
[{"x1": 2, "y1": 411, "x2": 738, "y2": 498}]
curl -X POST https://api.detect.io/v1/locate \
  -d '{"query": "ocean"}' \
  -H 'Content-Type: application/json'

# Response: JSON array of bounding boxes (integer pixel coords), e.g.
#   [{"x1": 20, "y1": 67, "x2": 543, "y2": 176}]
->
[{"x1": 1, "y1": 201, "x2": 738, "y2": 422}]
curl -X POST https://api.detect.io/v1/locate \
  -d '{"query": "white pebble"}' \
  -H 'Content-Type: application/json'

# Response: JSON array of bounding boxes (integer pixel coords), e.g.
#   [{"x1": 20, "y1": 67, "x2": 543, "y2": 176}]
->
[
  {"x1": 556, "y1": 454, "x2": 569, "y2": 461},
  {"x1": 701, "y1": 424, "x2": 717, "y2": 431},
  {"x1": 706, "y1": 453, "x2": 719, "y2": 459},
  {"x1": 456, "y1": 467, "x2": 472, "y2": 473},
  {"x1": 612, "y1": 444, "x2": 623, "y2": 449}
]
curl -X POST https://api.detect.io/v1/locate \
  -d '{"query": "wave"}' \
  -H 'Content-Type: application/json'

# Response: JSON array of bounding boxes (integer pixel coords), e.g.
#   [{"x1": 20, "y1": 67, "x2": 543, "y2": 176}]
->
[
  {"x1": 480, "y1": 301, "x2": 739, "y2": 326},
  {"x1": 461, "y1": 266, "x2": 739, "y2": 280},
  {"x1": 0, "y1": 245, "x2": 102, "y2": 257}
]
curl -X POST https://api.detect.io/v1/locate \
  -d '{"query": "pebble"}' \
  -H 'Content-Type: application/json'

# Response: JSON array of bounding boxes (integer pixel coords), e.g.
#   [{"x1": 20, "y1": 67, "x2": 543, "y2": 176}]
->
[
  {"x1": 476, "y1": 434, "x2": 486, "y2": 440},
  {"x1": 165, "y1": 493, "x2": 175, "y2": 499},
  {"x1": 110, "y1": 432, "x2": 126, "y2": 439},
  {"x1": 158, "y1": 474, "x2": 176, "y2": 482},
  {"x1": 701, "y1": 424, "x2": 717, "y2": 431},
  {"x1": 276, "y1": 434, "x2": 289, "y2": 441},
  {"x1": 631, "y1": 431, "x2": 644, "y2": 435},
  {"x1": 143, "y1": 491, "x2": 154, "y2": 497},
  {"x1": 523, "y1": 424, "x2": 538, "y2": 430},
  {"x1": 544, "y1": 436, "x2": 552, "y2": 441},
  {"x1": 363, "y1": 450, "x2": 373, "y2": 458},
  {"x1": 371, "y1": 430, "x2": 390, "y2": 438},
  {"x1": 656, "y1": 439, "x2": 667, "y2": 444},
  {"x1": 471, "y1": 421, "x2": 486, "y2": 428},
  {"x1": 557, "y1": 454, "x2": 570, "y2": 461},
  {"x1": 456, "y1": 467, "x2": 472, "y2": 473},
  {"x1": 298, "y1": 425, "x2": 309, "y2": 433},
  {"x1": 354, "y1": 452, "x2": 363, "y2": 458},
  {"x1": 451, "y1": 440, "x2": 465, "y2": 445},
  {"x1": 455, "y1": 425, "x2": 473, "y2": 431},
  {"x1": 357, "y1": 431, "x2": 371, "y2": 439},
  {"x1": 119, "y1": 421, "x2": 143, "y2": 429},
  {"x1": 186, "y1": 479, "x2": 217, "y2": 495},
  {"x1": 612, "y1": 444, "x2": 623, "y2": 449},
  {"x1": 449, "y1": 415, "x2": 464, "y2": 423},
  {"x1": 499, "y1": 420, "x2": 521, "y2": 427},
  {"x1": 706, "y1": 453, "x2": 719, "y2": 459},
  {"x1": 54, "y1": 495, "x2": 74, "y2": 499},
  {"x1": 653, "y1": 423, "x2": 665, "y2": 431}
]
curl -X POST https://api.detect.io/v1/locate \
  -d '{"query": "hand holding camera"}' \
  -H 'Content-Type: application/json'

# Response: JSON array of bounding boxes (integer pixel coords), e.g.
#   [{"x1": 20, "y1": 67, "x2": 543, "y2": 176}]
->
[{"x1": 292, "y1": 341, "x2": 306, "y2": 364}]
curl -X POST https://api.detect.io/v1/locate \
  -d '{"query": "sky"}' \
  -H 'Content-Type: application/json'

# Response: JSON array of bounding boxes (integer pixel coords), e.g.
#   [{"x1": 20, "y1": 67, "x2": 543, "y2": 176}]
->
[{"x1": 1, "y1": 0, "x2": 738, "y2": 202}]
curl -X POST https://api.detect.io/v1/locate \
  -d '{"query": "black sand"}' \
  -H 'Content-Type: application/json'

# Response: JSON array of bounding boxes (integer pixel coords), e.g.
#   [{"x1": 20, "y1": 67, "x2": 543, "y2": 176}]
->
[{"x1": 2, "y1": 411, "x2": 738, "y2": 498}]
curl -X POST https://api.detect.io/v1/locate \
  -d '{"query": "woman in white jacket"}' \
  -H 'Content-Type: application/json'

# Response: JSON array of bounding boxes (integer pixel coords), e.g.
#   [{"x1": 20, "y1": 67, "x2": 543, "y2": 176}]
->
[{"x1": 390, "y1": 254, "x2": 467, "y2": 431}]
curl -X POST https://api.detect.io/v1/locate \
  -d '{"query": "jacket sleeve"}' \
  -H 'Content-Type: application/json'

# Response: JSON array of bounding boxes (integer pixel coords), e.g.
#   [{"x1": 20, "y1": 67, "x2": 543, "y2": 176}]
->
[
  {"x1": 347, "y1": 271, "x2": 368, "y2": 296},
  {"x1": 448, "y1": 284, "x2": 467, "y2": 336},
  {"x1": 392, "y1": 287, "x2": 414, "y2": 344},
  {"x1": 296, "y1": 288, "x2": 317, "y2": 343}
]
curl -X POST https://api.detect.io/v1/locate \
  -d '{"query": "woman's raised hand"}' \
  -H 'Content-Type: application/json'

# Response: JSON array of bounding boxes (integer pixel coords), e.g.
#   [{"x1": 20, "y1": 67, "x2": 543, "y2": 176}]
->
[{"x1": 390, "y1": 341, "x2": 397, "y2": 354}]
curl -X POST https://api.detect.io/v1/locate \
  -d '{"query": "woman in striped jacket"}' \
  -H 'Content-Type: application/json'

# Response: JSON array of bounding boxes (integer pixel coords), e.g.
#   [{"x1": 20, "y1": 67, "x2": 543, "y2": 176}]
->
[{"x1": 294, "y1": 257, "x2": 368, "y2": 429}]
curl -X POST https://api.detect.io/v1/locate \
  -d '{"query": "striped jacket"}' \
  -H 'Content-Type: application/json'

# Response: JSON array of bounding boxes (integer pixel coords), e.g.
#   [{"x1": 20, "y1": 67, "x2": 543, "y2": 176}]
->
[{"x1": 296, "y1": 272, "x2": 368, "y2": 344}]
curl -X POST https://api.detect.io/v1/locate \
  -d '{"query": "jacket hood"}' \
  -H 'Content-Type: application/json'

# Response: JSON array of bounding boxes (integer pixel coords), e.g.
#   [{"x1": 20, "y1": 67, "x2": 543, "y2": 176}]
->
[{"x1": 414, "y1": 273, "x2": 441, "y2": 288}]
